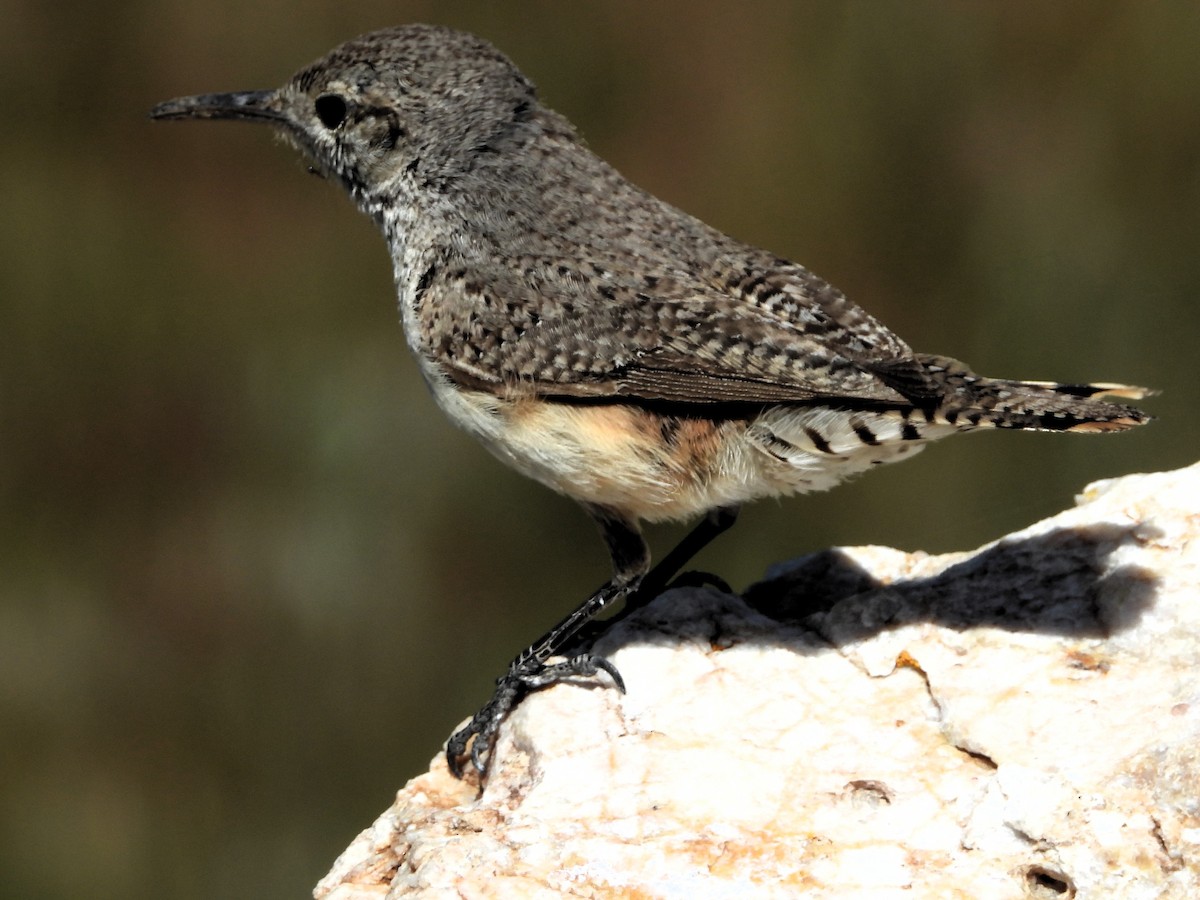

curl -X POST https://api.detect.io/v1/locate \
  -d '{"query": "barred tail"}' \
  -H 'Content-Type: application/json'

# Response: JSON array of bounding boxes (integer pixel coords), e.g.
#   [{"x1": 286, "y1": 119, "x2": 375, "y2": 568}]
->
[{"x1": 917, "y1": 354, "x2": 1154, "y2": 434}]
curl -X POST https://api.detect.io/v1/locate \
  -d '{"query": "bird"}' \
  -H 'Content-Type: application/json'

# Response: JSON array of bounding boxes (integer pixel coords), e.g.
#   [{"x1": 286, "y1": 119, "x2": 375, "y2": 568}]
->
[{"x1": 151, "y1": 24, "x2": 1151, "y2": 778}]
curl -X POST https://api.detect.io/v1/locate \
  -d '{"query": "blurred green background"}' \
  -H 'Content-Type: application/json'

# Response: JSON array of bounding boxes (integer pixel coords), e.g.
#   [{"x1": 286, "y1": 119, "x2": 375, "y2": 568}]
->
[{"x1": 3, "y1": 0, "x2": 1197, "y2": 896}]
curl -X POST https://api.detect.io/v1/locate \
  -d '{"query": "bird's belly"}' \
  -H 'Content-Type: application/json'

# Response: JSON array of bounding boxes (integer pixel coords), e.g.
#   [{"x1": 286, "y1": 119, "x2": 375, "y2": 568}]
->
[
  {"x1": 463, "y1": 395, "x2": 737, "y2": 521},
  {"x1": 431, "y1": 376, "x2": 949, "y2": 524}
]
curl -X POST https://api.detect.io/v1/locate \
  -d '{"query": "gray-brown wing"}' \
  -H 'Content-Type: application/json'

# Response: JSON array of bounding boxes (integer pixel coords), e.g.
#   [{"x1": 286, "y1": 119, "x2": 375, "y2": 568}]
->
[{"x1": 415, "y1": 257, "x2": 936, "y2": 408}]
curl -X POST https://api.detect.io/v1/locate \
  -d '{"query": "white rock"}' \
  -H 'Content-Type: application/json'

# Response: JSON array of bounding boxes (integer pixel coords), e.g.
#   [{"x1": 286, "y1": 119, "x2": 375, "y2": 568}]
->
[{"x1": 316, "y1": 463, "x2": 1200, "y2": 899}]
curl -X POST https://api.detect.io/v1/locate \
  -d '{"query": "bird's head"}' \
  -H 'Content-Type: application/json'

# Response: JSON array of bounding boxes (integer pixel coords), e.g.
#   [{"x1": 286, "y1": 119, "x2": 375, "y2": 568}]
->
[{"x1": 151, "y1": 25, "x2": 540, "y2": 219}]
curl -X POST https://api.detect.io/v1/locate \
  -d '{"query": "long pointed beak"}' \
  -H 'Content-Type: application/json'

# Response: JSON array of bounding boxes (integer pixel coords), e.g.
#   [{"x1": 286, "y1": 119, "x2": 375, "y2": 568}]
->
[{"x1": 150, "y1": 90, "x2": 283, "y2": 123}]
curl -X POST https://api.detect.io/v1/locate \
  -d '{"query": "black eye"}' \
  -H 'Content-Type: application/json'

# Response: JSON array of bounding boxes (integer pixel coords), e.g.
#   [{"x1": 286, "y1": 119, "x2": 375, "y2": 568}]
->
[{"x1": 314, "y1": 94, "x2": 348, "y2": 129}]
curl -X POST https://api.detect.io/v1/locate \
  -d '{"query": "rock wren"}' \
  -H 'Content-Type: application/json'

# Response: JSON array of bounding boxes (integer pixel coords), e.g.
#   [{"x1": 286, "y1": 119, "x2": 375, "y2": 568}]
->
[{"x1": 152, "y1": 24, "x2": 1150, "y2": 777}]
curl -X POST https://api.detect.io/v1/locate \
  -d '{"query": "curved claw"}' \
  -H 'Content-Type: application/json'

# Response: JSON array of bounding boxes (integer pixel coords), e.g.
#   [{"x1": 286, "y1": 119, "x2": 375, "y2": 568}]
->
[
  {"x1": 591, "y1": 655, "x2": 626, "y2": 693},
  {"x1": 444, "y1": 653, "x2": 626, "y2": 779},
  {"x1": 469, "y1": 711, "x2": 502, "y2": 773}
]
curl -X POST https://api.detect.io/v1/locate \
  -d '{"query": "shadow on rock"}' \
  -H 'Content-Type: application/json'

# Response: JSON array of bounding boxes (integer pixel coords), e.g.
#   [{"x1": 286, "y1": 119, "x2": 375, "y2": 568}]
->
[{"x1": 741, "y1": 521, "x2": 1161, "y2": 641}]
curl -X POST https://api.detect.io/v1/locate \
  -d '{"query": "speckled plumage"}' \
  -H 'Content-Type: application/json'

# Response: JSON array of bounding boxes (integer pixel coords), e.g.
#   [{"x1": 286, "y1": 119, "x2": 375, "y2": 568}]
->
[{"x1": 152, "y1": 24, "x2": 1150, "y2": 777}]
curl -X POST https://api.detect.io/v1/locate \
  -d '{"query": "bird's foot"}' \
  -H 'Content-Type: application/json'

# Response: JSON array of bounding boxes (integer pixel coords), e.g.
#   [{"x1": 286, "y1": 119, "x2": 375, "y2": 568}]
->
[{"x1": 445, "y1": 653, "x2": 625, "y2": 779}]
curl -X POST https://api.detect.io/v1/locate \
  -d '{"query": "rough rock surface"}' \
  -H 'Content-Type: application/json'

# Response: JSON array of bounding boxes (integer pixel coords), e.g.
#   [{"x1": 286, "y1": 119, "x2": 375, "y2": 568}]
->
[{"x1": 316, "y1": 464, "x2": 1200, "y2": 899}]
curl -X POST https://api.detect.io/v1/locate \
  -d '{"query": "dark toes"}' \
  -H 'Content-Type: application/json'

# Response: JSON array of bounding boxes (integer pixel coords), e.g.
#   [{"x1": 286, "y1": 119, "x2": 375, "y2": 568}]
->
[{"x1": 445, "y1": 654, "x2": 625, "y2": 779}]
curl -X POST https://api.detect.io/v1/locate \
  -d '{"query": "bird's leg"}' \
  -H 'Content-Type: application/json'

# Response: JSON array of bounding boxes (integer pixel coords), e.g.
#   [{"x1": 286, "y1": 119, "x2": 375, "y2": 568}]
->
[
  {"x1": 556, "y1": 504, "x2": 742, "y2": 665},
  {"x1": 445, "y1": 505, "x2": 741, "y2": 778},
  {"x1": 568, "y1": 504, "x2": 742, "y2": 651},
  {"x1": 628, "y1": 505, "x2": 740, "y2": 610},
  {"x1": 445, "y1": 509, "x2": 649, "y2": 778}
]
